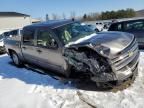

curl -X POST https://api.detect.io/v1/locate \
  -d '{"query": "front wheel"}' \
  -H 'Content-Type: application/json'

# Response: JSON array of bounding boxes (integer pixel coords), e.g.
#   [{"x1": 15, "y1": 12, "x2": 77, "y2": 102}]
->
[{"x1": 11, "y1": 52, "x2": 22, "y2": 67}]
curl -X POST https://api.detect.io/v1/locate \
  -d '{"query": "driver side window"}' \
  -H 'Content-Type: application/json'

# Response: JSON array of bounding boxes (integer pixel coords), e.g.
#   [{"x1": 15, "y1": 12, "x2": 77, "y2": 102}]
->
[{"x1": 37, "y1": 30, "x2": 58, "y2": 49}]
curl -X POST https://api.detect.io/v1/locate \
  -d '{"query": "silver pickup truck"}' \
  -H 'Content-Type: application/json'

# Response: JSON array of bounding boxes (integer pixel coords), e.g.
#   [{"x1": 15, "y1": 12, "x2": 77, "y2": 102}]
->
[{"x1": 5, "y1": 20, "x2": 139, "y2": 86}]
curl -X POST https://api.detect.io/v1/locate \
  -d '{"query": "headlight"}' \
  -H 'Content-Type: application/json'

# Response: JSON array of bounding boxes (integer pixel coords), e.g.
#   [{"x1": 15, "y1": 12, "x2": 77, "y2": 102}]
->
[{"x1": 99, "y1": 46, "x2": 110, "y2": 57}]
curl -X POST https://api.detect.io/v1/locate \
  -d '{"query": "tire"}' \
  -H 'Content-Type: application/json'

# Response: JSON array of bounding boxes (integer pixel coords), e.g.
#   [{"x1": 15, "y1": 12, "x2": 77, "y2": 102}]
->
[{"x1": 11, "y1": 51, "x2": 22, "y2": 67}]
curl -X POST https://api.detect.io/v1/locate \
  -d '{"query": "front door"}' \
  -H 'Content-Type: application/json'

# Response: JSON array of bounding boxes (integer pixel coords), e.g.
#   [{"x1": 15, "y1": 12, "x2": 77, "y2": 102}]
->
[{"x1": 34, "y1": 29, "x2": 65, "y2": 74}]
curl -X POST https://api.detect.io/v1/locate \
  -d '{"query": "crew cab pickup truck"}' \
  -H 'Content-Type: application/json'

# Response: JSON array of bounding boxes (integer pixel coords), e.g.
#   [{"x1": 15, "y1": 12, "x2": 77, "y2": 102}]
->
[{"x1": 5, "y1": 20, "x2": 139, "y2": 85}]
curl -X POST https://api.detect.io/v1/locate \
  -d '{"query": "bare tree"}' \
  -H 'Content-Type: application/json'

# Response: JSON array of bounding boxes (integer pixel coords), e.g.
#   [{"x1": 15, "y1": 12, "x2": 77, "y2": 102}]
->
[{"x1": 62, "y1": 13, "x2": 66, "y2": 19}]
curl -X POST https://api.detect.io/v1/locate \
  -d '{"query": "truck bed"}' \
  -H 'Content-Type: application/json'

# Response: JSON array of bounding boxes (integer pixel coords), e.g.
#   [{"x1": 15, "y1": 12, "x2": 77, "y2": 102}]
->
[{"x1": 4, "y1": 36, "x2": 22, "y2": 55}]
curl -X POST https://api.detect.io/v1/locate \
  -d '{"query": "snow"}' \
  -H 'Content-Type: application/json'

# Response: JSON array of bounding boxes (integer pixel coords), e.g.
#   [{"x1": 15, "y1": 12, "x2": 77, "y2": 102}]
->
[{"x1": 0, "y1": 52, "x2": 144, "y2": 108}]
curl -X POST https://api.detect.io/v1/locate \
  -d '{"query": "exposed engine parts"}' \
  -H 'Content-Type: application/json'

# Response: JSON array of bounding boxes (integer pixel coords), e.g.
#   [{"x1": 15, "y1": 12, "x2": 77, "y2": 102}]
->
[{"x1": 64, "y1": 48, "x2": 115, "y2": 82}]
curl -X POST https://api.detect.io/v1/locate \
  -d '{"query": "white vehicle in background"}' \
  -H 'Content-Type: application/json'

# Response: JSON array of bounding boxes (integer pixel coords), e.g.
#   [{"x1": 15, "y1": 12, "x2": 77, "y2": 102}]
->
[
  {"x1": 0, "y1": 28, "x2": 22, "y2": 53},
  {"x1": 95, "y1": 22, "x2": 104, "y2": 31},
  {"x1": 0, "y1": 31, "x2": 10, "y2": 53},
  {"x1": 0, "y1": 34, "x2": 5, "y2": 53}
]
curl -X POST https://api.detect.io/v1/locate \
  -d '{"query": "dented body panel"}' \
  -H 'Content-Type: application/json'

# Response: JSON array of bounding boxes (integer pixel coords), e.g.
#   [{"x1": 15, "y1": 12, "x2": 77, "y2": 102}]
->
[
  {"x1": 64, "y1": 31, "x2": 139, "y2": 82},
  {"x1": 5, "y1": 20, "x2": 139, "y2": 83}
]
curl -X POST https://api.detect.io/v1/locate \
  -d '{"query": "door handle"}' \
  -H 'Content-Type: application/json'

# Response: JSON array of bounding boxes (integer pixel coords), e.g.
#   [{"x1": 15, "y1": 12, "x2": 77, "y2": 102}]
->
[
  {"x1": 22, "y1": 46, "x2": 26, "y2": 49},
  {"x1": 37, "y1": 49, "x2": 42, "y2": 53}
]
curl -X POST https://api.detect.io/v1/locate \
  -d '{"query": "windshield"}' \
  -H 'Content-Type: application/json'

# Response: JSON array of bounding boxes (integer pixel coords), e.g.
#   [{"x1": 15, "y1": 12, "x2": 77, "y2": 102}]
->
[{"x1": 54, "y1": 22, "x2": 95, "y2": 44}]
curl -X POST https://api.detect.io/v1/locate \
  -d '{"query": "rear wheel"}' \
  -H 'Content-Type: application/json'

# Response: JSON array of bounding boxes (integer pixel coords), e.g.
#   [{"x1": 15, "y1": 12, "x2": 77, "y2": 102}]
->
[{"x1": 11, "y1": 51, "x2": 22, "y2": 67}]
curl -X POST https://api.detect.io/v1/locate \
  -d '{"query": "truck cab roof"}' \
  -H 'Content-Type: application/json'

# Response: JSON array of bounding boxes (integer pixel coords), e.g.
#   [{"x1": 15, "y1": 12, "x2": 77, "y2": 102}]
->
[{"x1": 24, "y1": 19, "x2": 78, "y2": 29}]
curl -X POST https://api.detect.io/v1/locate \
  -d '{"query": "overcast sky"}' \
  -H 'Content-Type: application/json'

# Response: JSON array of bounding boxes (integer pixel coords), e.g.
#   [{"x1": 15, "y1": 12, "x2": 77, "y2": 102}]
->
[{"x1": 1, "y1": 0, "x2": 144, "y2": 19}]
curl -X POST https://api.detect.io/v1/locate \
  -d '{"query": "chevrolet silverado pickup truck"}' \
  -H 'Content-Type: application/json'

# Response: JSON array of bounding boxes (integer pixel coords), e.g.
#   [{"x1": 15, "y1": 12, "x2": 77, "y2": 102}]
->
[{"x1": 5, "y1": 20, "x2": 139, "y2": 85}]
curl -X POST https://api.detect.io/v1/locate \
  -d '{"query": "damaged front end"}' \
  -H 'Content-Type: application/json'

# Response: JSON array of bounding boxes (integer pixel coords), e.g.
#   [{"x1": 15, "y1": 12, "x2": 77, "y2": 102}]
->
[
  {"x1": 63, "y1": 47, "x2": 116, "y2": 83},
  {"x1": 63, "y1": 32, "x2": 139, "y2": 84}
]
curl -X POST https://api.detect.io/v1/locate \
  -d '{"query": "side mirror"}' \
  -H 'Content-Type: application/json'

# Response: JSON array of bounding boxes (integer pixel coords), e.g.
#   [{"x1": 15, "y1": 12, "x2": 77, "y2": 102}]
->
[{"x1": 47, "y1": 39, "x2": 58, "y2": 49}]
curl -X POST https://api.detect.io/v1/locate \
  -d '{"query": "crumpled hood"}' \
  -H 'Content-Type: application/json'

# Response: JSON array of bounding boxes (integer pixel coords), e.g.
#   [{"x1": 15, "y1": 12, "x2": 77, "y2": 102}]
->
[
  {"x1": 90, "y1": 32, "x2": 134, "y2": 54},
  {"x1": 65, "y1": 31, "x2": 134, "y2": 55}
]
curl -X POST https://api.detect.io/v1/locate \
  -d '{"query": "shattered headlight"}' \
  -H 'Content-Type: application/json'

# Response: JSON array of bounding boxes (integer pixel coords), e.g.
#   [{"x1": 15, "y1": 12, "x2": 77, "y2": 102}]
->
[
  {"x1": 100, "y1": 47, "x2": 110, "y2": 57},
  {"x1": 90, "y1": 43, "x2": 110, "y2": 57}
]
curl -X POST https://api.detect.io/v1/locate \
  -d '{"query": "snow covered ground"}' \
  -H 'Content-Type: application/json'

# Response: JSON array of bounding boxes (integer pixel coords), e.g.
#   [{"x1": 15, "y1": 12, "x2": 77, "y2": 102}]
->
[{"x1": 0, "y1": 52, "x2": 144, "y2": 108}]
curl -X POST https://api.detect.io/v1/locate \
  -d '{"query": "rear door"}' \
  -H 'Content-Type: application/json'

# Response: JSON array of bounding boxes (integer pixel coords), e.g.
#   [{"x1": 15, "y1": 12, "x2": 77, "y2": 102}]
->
[
  {"x1": 21, "y1": 28, "x2": 37, "y2": 63},
  {"x1": 34, "y1": 28, "x2": 65, "y2": 73},
  {"x1": 123, "y1": 20, "x2": 144, "y2": 45}
]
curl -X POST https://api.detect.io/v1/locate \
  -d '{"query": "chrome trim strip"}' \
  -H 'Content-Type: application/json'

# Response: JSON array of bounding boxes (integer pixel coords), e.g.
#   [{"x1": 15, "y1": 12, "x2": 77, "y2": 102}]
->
[{"x1": 115, "y1": 52, "x2": 139, "y2": 71}]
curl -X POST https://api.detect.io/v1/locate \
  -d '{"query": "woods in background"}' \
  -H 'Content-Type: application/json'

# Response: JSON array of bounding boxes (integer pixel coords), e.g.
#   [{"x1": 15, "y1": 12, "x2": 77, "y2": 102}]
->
[
  {"x1": 82, "y1": 8, "x2": 136, "y2": 21},
  {"x1": 46, "y1": 8, "x2": 136, "y2": 21}
]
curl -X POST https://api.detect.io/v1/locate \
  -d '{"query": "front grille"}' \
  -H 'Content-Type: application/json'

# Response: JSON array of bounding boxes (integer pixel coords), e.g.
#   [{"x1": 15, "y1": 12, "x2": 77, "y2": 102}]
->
[{"x1": 110, "y1": 38, "x2": 139, "y2": 71}]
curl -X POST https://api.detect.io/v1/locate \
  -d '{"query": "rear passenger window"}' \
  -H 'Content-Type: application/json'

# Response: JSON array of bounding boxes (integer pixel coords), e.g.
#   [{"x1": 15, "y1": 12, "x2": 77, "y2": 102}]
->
[
  {"x1": 23, "y1": 29, "x2": 35, "y2": 45},
  {"x1": 37, "y1": 30, "x2": 58, "y2": 49},
  {"x1": 124, "y1": 21, "x2": 144, "y2": 30}
]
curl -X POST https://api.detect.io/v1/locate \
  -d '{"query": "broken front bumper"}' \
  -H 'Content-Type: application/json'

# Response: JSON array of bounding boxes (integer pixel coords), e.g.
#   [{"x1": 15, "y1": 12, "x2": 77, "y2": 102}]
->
[
  {"x1": 91, "y1": 55, "x2": 139, "y2": 83},
  {"x1": 114, "y1": 53, "x2": 139, "y2": 82},
  {"x1": 112, "y1": 38, "x2": 139, "y2": 82},
  {"x1": 91, "y1": 38, "x2": 139, "y2": 83}
]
